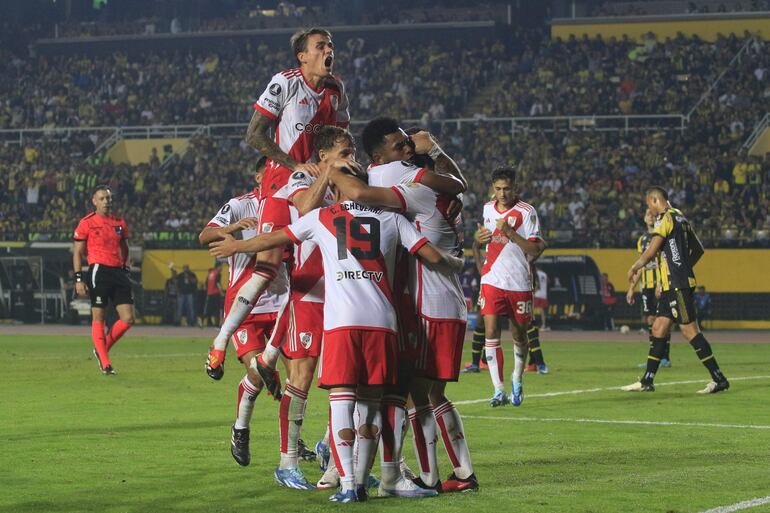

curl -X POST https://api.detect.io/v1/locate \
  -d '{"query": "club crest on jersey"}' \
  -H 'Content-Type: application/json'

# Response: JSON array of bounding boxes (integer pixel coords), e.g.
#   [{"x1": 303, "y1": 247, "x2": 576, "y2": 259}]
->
[
  {"x1": 269, "y1": 83, "x2": 282, "y2": 96},
  {"x1": 261, "y1": 222, "x2": 274, "y2": 233},
  {"x1": 299, "y1": 332, "x2": 312, "y2": 349},
  {"x1": 236, "y1": 329, "x2": 248, "y2": 345}
]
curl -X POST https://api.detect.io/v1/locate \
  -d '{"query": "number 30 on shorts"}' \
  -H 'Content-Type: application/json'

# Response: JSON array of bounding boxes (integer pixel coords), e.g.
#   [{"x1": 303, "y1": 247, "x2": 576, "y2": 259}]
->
[{"x1": 516, "y1": 300, "x2": 532, "y2": 315}]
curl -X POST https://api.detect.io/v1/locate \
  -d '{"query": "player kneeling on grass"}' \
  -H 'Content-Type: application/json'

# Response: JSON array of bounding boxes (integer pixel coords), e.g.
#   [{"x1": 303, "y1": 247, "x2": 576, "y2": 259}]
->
[
  {"x1": 622, "y1": 187, "x2": 729, "y2": 394},
  {"x1": 199, "y1": 158, "x2": 289, "y2": 466},
  {"x1": 210, "y1": 161, "x2": 463, "y2": 502},
  {"x1": 475, "y1": 168, "x2": 545, "y2": 407}
]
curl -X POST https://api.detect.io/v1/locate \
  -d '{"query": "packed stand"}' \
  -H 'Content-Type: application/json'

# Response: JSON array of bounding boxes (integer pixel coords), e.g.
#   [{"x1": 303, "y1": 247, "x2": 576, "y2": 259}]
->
[{"x1": 589, "y1": 0, "x2": 770, "y2": 17}]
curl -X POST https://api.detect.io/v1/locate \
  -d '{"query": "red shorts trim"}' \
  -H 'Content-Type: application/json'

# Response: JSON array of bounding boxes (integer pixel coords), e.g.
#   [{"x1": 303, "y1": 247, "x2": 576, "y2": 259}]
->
[
  {"x1": 480, "y1": 284, "x2": 532, "y2": 326},
  {"x1": 534, "y1": 298, "x2": 549, "y2": 310},
  {"x1": 282, "y1": 299, "x2": 324, "y2": 360},
  {"x1": 231, "y1": 312, "x2": 278, "y2": 359},
  {"x1": 318, "y1": 329, "x2": 398, "y2": 389},
  {"x1": 415, "y1": 317, "x2": 466, "y2": 382}
]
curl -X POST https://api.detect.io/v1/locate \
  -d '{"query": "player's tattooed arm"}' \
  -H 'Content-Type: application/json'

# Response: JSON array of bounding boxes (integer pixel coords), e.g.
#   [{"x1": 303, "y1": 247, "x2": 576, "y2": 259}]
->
[{"x1": 246, "y1": 110, "x2": 299, "y2": 171}]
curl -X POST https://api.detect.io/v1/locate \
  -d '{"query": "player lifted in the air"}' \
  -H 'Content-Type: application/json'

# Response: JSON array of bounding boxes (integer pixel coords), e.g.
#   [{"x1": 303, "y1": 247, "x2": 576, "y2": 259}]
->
[
  {"x1": 475, "y1": 167, "x2": 545, "y2": 407},
  {"x1": 210, "y1": 164, "x2": 463, "y2": 503},
  {"x1": 206, "y1": 27, "x2": 349, "y2": 386}
]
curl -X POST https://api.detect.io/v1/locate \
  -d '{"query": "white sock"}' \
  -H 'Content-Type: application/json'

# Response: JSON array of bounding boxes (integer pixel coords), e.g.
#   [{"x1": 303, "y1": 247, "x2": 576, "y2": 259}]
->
[
  {"x1": 234, "y1": 375, "x2": 260, "y2": 429},
  {"x1": 354, "y1": 398, "x2": 382, "y2": 487},
  {"x1": 434, "y1": 400, "x2": 473, "y2": 479},
  {"x1": 279, "y1": 384, "x2": 308, "y2": 469},
  {"x1": 409, "y1": 405, "x2": 439, "y2": 487},
  {"x1": 329, "y1": 392, "x2": 356, "y2": 492},
  {"x1": 379, "y1": 395, "x2": 406, "y2": 485},
  {"x1": 512, "y1": 345, "x2": 527, "y2": 383},
  {"x1": 213, "y1": 268, "x2": 275, "y2": 351},
  {"x1": 485, "y1": 338, "x2": 504, "y2": 391}
]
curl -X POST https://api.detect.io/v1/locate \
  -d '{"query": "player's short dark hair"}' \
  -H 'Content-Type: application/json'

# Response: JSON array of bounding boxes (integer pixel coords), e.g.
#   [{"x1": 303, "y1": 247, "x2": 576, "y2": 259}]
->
[
  {"x1": 92, "y1": 184, "x2": 111, "y2": 196},
  {"x1": 314, "y1": 126, "x2": 354, "y2": 153},
  {"x1": 290, "y1": 28, "x2": 332, "y2": 64},
  {"x1": 646, "y1": 186, "x2": 668, "y2": 200},
  {"x1": 255, "y1": 156, "x2": 268, "y2": 174},
  {"x1": 491, "y1": 167, "x2": 516, "y2": 184},
  {"x1": 361, "y1": 117, "x2": 401, "y2": 160}
]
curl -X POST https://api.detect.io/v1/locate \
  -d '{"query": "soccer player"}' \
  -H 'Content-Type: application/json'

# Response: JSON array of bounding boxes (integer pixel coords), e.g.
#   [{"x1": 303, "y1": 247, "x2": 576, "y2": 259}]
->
[
  {"x1": 206, "y1": 27, "x2": 349, "y2": 386},
  {"x1": 475, "y1": 167, "x2": 545, "y2": 407},
  {"x1": 269, "y1": 126, "x2": 355, "y2": 490},
  {"x1": 355, "y1": 117, "x2": 478, "y2": 493},
  {"x1": 526, "y1": 265, "x2": 549, "y2": 374},
  {"x1": 626, "y1": 209, "x2": 671, "y2": 368},
  {"x1": 210, "y1": 165, "x2": 463, "y2": 503},
  {"x1": 199, "y1": 157, "x2": 288, "y2": 466},
  {"x1": 73, "y1": 185, "x2": 135, "y2": 375},
  {"x1": 623, "y1": 187, "x2": 729, "y2": 394}
]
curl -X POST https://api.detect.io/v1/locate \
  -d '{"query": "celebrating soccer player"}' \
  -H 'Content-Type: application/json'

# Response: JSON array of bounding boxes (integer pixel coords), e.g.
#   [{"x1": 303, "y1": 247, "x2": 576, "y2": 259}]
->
[
  {"x1": 210, "y1": 165, "x2": 463, "y2": 503},
  {"x1": 198, "y1": 157, "x2": 288, "y2": 466},
  {"x1": 73, "y1": 185, "x2": 135, "y2": 375},
  {"x1": 623, "y1": 187, "x2": 729, "y2": 394},
  {"x1": 205, "y1": 27, "x2": 349, "y2": 385},
  {"x1": 475, "y1": 168, "x2": 545, "y2": 407}
]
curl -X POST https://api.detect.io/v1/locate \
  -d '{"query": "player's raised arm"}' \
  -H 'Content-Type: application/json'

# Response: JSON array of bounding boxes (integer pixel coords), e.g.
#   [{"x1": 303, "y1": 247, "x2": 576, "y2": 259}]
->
[
  {"x1": 410, "y1": 130, "x2": 467, "y2": 191},
  {"x1": 209, "y1": 230, "x2": 292, "y2": 258}
]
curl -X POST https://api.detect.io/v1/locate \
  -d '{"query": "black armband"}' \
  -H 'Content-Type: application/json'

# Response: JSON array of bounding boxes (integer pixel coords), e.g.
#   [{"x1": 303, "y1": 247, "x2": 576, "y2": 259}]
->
[{"x1": 75, "y1": 271, "x2": 84, "y2": 283}]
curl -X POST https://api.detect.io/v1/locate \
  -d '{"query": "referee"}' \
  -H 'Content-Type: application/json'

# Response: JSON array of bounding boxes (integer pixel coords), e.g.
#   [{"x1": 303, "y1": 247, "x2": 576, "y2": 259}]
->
[
  {"x1": 626, "y1": 208, "x2": 671, "y2": 368},
  {"x1": 623, "y1": 187, "x2": 729, "y2": 394},
  {"x1": 73, "y1": 185, "x2": 135, "y2": 375}
]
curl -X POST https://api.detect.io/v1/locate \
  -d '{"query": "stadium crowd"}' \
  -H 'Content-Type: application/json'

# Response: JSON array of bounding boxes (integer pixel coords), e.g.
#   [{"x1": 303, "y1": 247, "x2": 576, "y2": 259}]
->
[{"x1": 1, "y1": 32, "x2": 768, "y2": 247}]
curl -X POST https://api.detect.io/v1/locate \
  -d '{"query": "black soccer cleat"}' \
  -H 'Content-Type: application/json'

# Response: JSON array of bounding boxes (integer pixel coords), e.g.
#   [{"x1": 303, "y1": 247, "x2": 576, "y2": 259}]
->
[
  {"x1": 102, "y1": 365, "x2": 116, "y2": 376},
  {"x1": 230, "y1": 425, "x2": 250, "y2": 466},
  {"x1": 205, "y1": 348, "x2": 225, "y2": 381},
  {"x1": 412, "y1": 477, "x2": 443, "y2": 494},
  {"x1": 255, "y1": 353, "x2": 282, "y2": 400},
  {"x1": 298, "y1": 438, "x2": 317, "y2": 462}
]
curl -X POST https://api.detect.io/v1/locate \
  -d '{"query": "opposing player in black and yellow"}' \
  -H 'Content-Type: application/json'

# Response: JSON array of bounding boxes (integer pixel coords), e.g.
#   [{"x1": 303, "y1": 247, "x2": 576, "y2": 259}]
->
[
  {"x1": 626, "y1": 209, "x2": 671, "y2": 368},
  {"x1": 623, "y1": 187, "x2": 729, "y2": 394}
]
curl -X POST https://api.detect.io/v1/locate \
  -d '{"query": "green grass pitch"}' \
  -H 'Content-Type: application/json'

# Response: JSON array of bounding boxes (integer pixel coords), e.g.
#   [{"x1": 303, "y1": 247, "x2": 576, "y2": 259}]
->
[{"x1": 3, "y1": 333, "x2": 770, "y2": 513}]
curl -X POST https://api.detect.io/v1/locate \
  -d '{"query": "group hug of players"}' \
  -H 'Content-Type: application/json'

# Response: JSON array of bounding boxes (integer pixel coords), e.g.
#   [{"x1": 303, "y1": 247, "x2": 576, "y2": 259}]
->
[{"x1": 71, "y1": 26, "x2": 730, "y2": 505}]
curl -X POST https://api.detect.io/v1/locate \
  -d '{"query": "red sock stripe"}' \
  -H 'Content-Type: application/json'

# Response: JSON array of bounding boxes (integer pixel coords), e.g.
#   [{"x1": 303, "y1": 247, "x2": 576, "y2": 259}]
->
[
  {"x1": 433, "y1": 400, "x2": 454, "y2": 418},
  {"x1": 240, "y1": 377, "x2": 258, "y2": 396},
  {"x1": 285, "y1": 384, "x2": 308, "y2": 400},
  {"x1": 328, "y1": 409, "x2": 346, "y2": 478},
  {"x1": 380, "y1": 402, "x2": 397, "y2": 463},
  {"x1": 254, "y1": 265, "x2": 276, "y2": 280},
  {"x1": 330, "y1": 393, "x2": 356, "y2": 402},
  {"x1": 495, "y1": 348, "x2": 504, "y2": 381},
  {"x1": 435, "y1": 413, "x2": 461, "y2": 468},
  {"x1": 279, "y1": 393, "x2": 290, "y2": 453},
  {"x1": 409, "y1": 411, "x2": 431, "y2": 473},
  {"x1": 381, "y1": 395, "x2": 406, "y2": 408}
]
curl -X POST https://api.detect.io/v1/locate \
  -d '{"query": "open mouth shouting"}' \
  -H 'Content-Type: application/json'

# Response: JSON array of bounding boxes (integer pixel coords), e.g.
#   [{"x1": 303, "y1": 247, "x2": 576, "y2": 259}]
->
[{"x1": 324, "y1": 55, "x2": 333, "y2": 72}]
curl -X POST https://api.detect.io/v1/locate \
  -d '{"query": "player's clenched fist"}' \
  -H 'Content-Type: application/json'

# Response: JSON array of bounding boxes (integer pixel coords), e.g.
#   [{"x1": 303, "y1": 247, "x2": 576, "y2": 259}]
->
[{"x1": 409, "y1": 130, "x2": 439, "y2": 155}]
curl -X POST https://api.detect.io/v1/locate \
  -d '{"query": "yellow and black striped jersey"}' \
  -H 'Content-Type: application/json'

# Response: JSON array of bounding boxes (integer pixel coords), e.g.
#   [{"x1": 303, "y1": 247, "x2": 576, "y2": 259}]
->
[
  {"x1": 636, "y1": 232, "x2": 659, "y2": 290},
  {"x1": 652, "y1": 207, "x2": 698, "y2": 291}
]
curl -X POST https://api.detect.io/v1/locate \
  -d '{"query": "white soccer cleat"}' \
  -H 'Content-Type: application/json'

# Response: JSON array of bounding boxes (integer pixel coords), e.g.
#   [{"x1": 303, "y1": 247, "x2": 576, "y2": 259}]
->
[
  {"x1": 378, "y1": 476, "x2": 439, "y2": 498},
  {"x1": 621, "y1": 381, "x2": 655, "y2": 392},
  {"x1": 400, "y1": 458, "x2": 417, "y2": 480},
  {"x1": 696, "y1": 380, "x2": 730, "y2": 394}
]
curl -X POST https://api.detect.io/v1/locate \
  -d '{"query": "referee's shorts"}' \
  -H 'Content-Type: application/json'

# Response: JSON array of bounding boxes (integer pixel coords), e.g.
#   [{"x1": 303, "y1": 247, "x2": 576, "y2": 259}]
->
[{"x1": 87, "y1": 264, "x2": 134, "y2": 308}]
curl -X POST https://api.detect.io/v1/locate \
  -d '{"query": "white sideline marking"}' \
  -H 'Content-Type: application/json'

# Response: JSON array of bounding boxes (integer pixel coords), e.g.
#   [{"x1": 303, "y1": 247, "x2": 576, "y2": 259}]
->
[
  {"x1": 453, "y1": 375, "x2": 770, "y2": 405},
  {"x1": 10, "y1": 352, "x2": 201, "y2": 361},
  {"x1": 463, "y1": 415, "x2": 770, "y2": 430},
  {"x1": 699, "y1": 495, "x2": 770, "y2": 513}
]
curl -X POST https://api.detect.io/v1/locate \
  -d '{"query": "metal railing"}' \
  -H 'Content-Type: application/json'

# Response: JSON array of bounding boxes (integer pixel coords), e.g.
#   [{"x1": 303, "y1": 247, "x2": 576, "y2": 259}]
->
[{"x1": 743, "y1": 113, "x2": 770, "y2": 151}]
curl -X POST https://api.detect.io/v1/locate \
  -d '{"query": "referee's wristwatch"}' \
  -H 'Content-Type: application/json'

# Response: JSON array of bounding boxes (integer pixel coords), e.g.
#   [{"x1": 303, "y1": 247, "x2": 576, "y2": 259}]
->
[{"x1": 74, "y1": 271, "x2": 84, "y2": 283}]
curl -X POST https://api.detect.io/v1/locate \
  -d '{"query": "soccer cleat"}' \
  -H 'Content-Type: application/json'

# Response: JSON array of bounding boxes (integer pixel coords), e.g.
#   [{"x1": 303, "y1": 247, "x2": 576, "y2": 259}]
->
[
  {"x1": 205, "y1": 347, "x2": 225, "y2": 381},
  {"x1": 298, "y1": 438, "x2": 317, "y2": 462},
  {"x1": 102, "y1": 365, "x2": 116, "y2": 376},
  {"x1": 317, "y1": 463, "x2": 340, "y2": 490},
  {"x1": 537, "y1": 363, "x2": 550, "y2": 374},
  {"x1": 511, "y1": 380, "x2": 523, "y2": 406},
  {"x1": 524, "y1": 363, "x2": 537, "y2": 373},
  {"x1": 441, "y1": 472, "x2": 479, "y2": 493},
  {"x1": 93, "y1": 348, "x2": 112, "y2": 374},
  {"x1": 489, "y1": 390, "x2": 509, "y2": 407},
  {"x1": 355, "y1": 485, "x2": 369, "y2": 502},
  {"x1": 400, "y1": 458, "x2": 417, "y2": 480},
  {"x1": 659, "y1": 358, "x2": 672, "y2": 368},
  {"x1": 329, "y1": 489, "x2": 357, "y2": 503},
  {"x1": 230, "y1": 425, "x2": 250, "y2": 466},
  {"x1": 315, "y1": 439, "x2": 331, "y2": 471},
  {"x1": 479, "y1": 360, "x2": 489, "y2": 371},
  {"x1": 411, "y1": 477, "x2": 442, "y2": 494},
  {"x1": 379, "y1": 476, "x2": 439, "y2": 498},
  {"x1": 696, "y1": 380, "x2": 730, "y2": 394},
  {"x1": 621, "y1": 381, "x2": 655, "y2": 392},
  {"x1": 463, "y1": 363, "x2": 480, "y2": 373},
  {"x1": 255, "y1": 353, "x2": 282, "y2": 400},
  {"x1": 367, "y1": 474, "x2": 380, "y2": 489},
  {"x1": 274, "y1": 466, "x2": 315, "y2": 490}
]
